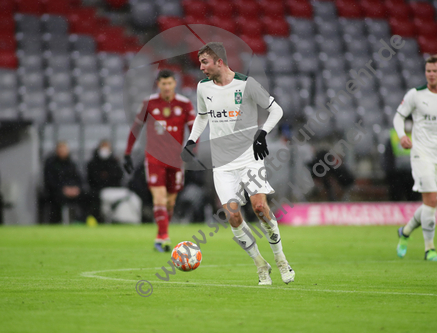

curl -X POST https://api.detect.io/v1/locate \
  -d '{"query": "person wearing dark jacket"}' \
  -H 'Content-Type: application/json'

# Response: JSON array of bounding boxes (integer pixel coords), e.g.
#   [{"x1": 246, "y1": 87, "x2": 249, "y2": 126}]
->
[
  {"x1": 87, "y1": 140, "x2": 123, "y2": 221},
  {"x1": 44, "y1": 141, "x2": 83, "y2": 223}
]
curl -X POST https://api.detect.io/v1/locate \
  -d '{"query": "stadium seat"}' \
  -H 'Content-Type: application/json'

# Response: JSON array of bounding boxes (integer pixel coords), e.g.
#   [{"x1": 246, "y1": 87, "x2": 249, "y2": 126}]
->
[
  {"x1": 402, "y1": 71, "x2": 426, "y2": 89},
  {"x1": 262, "y1": 17, "x2": 289, "y2": 37},
  {"x1": 0, "y1": 50, "x2": 18, "y2": 69},
  {"x1": 312, "y1": 1, "x2": 337, "y2": 20},
  {"x1": 399, "y1": 54, "x2": 424, "y2": 72},
  {"x1": 0, "y1": 14, "x2": 15, "y2": 34},
  {"x1": 0, "y1": 69, "x2": 17, "y2": 91},
  {"x1": 130, "y1": 1, "x2": 157, "y2": 29},
  {"x1": 113, "y1": 123, "x2": 131, "y2": 157},
  {"x1": 339, "y1": 18, "x2": 366, "y2": 38},
  {"x1": 318, "y1": 37, "x2": 344, "y2": 57},
  {"x1": 0, "y1": 90, "x2": 18, "y2": 109},
  {"x1": 389, "y1": 18, "x2": 415, "y2": 37},
  {"x1": 48, "y1": 72, "x2": 72, "y2": 92},
  {"x1": 365, "y1": 19, "x2": 391, "y2": 39},
  {"x1": 336, "y1": 0, "x2": 363, "y2": 19},
  {"x1": 70, "y1": 35, "x2": 96, "y2": 55},
  {"x1": 102, "y1": 74, "x2": 124, "y2": 93},
  {"x1": 44, "y1": 0, "x2": 70, "y2": 16},
  {"x1": 384, "y1": 0, "x2": 410, "y2": 20},
  {"x1": 99, "y1": 54, "x2": 124, "y2": 74},
  {"x1": 181, "y1": 0, "x2": 209, "y2": 18},
  {"x1": 19, "y1": 72, "x2": 44, "y2": 94},
  {"x1": 157, "y1": 16, "x2": 185, "y2": 45},
  {"x1": 234, "y1": 0, "x2": 260, "y2": 18},
  {"x1": 95, "y1": 27, "x2": 125, "y2": 53},
  {"x1": 322, "y1": 57, "x2": 346, "y2": 72},
  {"x1": 314, "y1": 19, "x2": 341, "y2": 39},
  {"x1": 286, "y1": 0, "x2": 313, "y2": 19},
  {"x1": 0, "y1": 0, "x2": 15, "y2": 15},
  {"x1": 414, "y1": 19, "x2": 437, "y2": 38},
  {"x1": 265, "y1": 36, "x2": 292, "y2": 55},
  {"x1": 47, "y1": 55, "x2": 71, "y2": 73},
  {"x1": 239, "y1": 35, "x2": 267, "y2": 55},
  {"x1": 16, "y1": 0, "x2": 44, "y2": 15},
  {"x1": 360, "y1": 0, "x2": 387, "y2": 18},
  {"x1": 78, "y1": 107, "x2": 104, "y2": 124},
  {"x1": 287, "y1": 17, "x2": 316, "y2": 39},
  {"x1": 15, "y1": 14, "x2": 42, "y2": 35},
  {"x1": 76, "y1": 73, "x2": 100, "y2": 91},
  {"x1": 334, "y1": 109, "x2": 357, "y2": 132},
  {"x1": 208, "y1": 16, "x2": 236, "y2": 34},
  {"x1": 290, "y1": 36, "x2": 317, "y2": 56},
  {"x1": 18, "y1": 55, "x2": 43, "y2": 73},
  {"x1": 418, "y1": 35, "x2": 437, "y2": 54},
  {"x1": 72, "y1": 54, "x2": 97, "y2": 73},
  {"x1": 158, "y1": 1, "x2": 183, "y2": 17},
  {"x1": 208, "y1": 0, "x2": 233, "y2": 18},
  {"x1": 259, "y1": 0, "x2": 285, "y2": 19},
  {"x1": 184, "y1": 15, "x2": 209, "y2": 25},
  {"x1": 83, "y1": 124, "x2": 112, "y2": 160},
  {"x1": 68, "y1": 8, "x2": 99, "y2": 35},
  {"x1": 236, "y1": 17, "x2": 264, "y2": 38},
  {"x1": 294, "y1": 53, "x2": 319, "y2": 74},
  {"x1": 56, "y1": 124, "x2": 81, "y2": 161},
  {"x1": 43, "y1": 34, "x2": 70, "y2": 55},
  {"x1": 42, "y1": 15, "x2": 69, "y2": 35},
  {"x1": 409, "y1": 1, "x2": 435, "y2": 22},
  {"x1": 267, "y1": 53, "x2": 294, "y2": 74},
  {"x1": 105, "y1": 0, "x2": 128, "y2": 9}
]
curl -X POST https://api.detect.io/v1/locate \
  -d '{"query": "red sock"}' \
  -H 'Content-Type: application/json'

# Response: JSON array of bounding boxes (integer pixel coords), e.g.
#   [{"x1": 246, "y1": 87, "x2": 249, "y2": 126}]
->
[{"x1": 154, "y1": 205, "x2": 169, "y2": 239}]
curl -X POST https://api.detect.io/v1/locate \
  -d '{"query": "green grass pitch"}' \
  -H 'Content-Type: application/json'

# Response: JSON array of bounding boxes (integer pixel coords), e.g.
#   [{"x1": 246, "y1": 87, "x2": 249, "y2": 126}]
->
[{"x1": 1, "y1": 224, "x2": 436, "y2": 333}]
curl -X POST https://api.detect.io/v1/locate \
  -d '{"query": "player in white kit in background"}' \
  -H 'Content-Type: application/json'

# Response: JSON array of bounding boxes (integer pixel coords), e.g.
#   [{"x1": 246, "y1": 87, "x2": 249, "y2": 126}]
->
[
  {"x1": 181, "y1": 42, "x2": 295, "y2": 285},
  {"x1": 394, "y1": 55, "x2": 437, "y2": 261}
]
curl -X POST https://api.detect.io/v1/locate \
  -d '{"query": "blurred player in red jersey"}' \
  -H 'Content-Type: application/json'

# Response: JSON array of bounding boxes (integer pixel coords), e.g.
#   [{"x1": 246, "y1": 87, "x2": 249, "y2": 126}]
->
[{"x1": 123, "y1": 69, "x2": 196, "y2": 252}]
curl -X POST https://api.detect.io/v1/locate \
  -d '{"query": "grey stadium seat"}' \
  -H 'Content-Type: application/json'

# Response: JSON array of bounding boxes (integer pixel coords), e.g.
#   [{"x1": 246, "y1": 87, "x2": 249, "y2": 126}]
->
[
  {"x1": 83, "y1": 124, "x2": 112, "y2": 160},
  {"x1": 0, "y1": 69, "x2": 17, "y2": 91},
  {"x1": 16, "y1": 34, "x2": 43, "y2": 56},
  {"x1": 43, "y1": 33, "x2": 70, "y2": 55},
  {"x1": 73, "y1": 55, "x2": 98, "y2": 73},
  {"x1": 51, "y1": 107, "x2": 76, "y2": 124},
  {"x1": 56, "y1": 124, "x2": 81, "y2": 161},
  {"x1": 0, "y1": 91, "x2": 19, "y2": 120},
  {"x1": 339, "y1": 19, "x2": 366, "y2": 39},
  {"x1": 70, "y1": 35, "x2": 96, "y2": 55},
  {"x1": 357, "y1": 107, "x2": 385, "y2": 129},
  {"x1": 295, "y1": 54, "x2": 319, "y2": 74},
  {"x1": 99, "y1": 54, "x2": 124, "y2": 75},
  {"x1": 379, "y1": 73, "x2": 403, "y2": 91},
  {"x1": 274, "y1": 76, "x2": 297, "y2": 90},
  {"x1": 334, "y1": 109, "x2": 357, "y2": 132},
  {"x1": 77, "y1": 91, "x2": 101, "y2": 108},
  {"x1": 41, "y1": 124, "x2": 56, "y2": 157},
  {"x1": 48, "y1": 72, "x2": 72, "y2": 92},
  {"x1": 314, "y1": 19, "x2": 341, "y2": 39},
  {"x1": 264, "y1": 36, "x2": 292, "y2": 55},
  {"x1": 399, "y1": 56, "x2": 425, "y2": 73},
  {"x1": 345, "y1": 39, "x2": 370, "y2": 56},
  {"x1": 15, "y1": 14, "x2": 42, "y2": 34},
  {"x1": 78, "y1": 107, "x2": 103, "y2": 124},
  {"x1": 41, "y1": 15, "x2": 69, "y2": 35},
  {"x1": 49, "y1": 92, "x2": 75, "y2": 110},
  {"x1": 317, "y1": 37, "x2": 344, "y2": 57},
  {"x1": 381, "y1": 90, "x2": 404, "y2": 110},
  {"x1": 157, "y1": 0, "x2": 183, "y2": 17},
  {"x1": 290, "y1": 36, "x2": 317, "y2": 56},
  {"x1": 76, "y1": 73, "x2": 100, "y2": 90},
  {"x1": 365, "y1": 19, "x2": 391, "y2": 40},
  {"x1": 103, "y1": 92, "x2": 124, "y2": 109},
  {"x1": 106, "y1": 108, "x2": 127, "y2": 124},
  {"x1": 46, "y1": 55, "x2": 71, "y2": 73},
  {"x1": 113, "y1": 123, "x2": 131, "y2": 158},
  {"x1": 286, "y1": 18, "x2": 316, "y2": 39},
  {"x1": 19, "y1": 55, "x2": 43, "y2": 73},
  {"x1": 131, "y1": 1, "x2": 158, "y2": 28},
  {"x1": 267, "y1": 54, "x2": 294, "y2": 74},
  {"x1": 312, "y1": 1, "x2": 338, "y2": 21},
  {"x1": 19, "y1": 72, "x2": 44, "y2": 93},
  {"x1": 102, "y1": 74, "x2": 124, "y2": 92},
  {"x1": 402, "y1": 72, "x2": 426, "y2": 89},
  {"x1": 322, "y1": 57, "x2": 346, "y2": 72},
  {"x1": 396, "y1": 38, "x2": 420, "y2": 58}
]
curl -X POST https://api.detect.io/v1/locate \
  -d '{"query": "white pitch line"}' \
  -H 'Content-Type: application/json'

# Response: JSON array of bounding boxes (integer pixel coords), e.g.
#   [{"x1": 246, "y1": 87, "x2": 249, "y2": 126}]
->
[{"x1": 80, "y1": 267, "x2": 437, "y2": 297}]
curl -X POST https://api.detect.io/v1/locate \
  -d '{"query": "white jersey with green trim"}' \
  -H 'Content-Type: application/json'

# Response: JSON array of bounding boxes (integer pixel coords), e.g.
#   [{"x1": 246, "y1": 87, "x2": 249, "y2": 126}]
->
[
  {"x1": 397, "y1": 85, "x2": 437, "y2": 163},
  {"x1": 197, "y1": 72, "x2": 274, "y2": 170}
]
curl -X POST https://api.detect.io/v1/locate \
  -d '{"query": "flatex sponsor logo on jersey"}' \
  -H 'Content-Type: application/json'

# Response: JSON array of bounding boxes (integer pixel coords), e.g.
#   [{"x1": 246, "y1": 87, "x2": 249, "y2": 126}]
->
[
  {"x1": 424, "y1": 114, "x2": 437, "y2": 121},
  {"x1": 207, "y1": 109, "x2": 242, "y2": 118}
]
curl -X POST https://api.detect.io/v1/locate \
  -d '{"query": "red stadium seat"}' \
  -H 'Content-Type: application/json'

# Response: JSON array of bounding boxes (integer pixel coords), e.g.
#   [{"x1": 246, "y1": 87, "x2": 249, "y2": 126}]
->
[
  {"x1": 182, "y1": 0, "x2": 209, "y2": 18},
  {"x1": 185, "y1": 15, "x2": 209, "y2": 25},
  {"x1": 360, "y1": 0, "x2": 387, "y2": 18},
  {"x1": 95, "y1": 26, "x2": 125, "y2": 53},
  {"x1": 0, "y1": 50, "x2": 18, "y2": 69},
  {"x1": 234, "y1": 0, "x2": 260, "y2": 19},
  {"x1": 336, "y1": 0, "x2": 363, "y2": 18},
  {"x1": 0, "y1": 33, "x2": 16, "y2": 52},
  {"x1": 409, "y1": 2, "x2": 435, "y2": 22},
  {"x1": 262, "y1": 16, "x2": 290, "y2": 37},
  {"x1": 68, "y1": 8, "x2": 98, "y2": 35},
  {"x1": 259, "y1": 0, "x2": 285, "y2": 19},
  {"x1": 208, "y1": 0, "x2": 233, "y2": 19},
  {"x1": 236, "y1": 16, "x2": 264, "y2": 38},
  {"x1": 285, "y1": 0, "x2": 313, "y2": 19},
  {"x1": 418, "y1": 35, "x2": 437, "y2": 54},
  {"x1": 182, "y1": 73, "x2": 198, "y2": 89},
  {"x1": 240, "y1": 34, "x2": 267, "y2": 55},
  {"x1": 0, "y1": 15, "x2": 15, "y2": 34},
  {"x1": 227, "y1": 53, "x2": 243, "y2": 72},
  {"x1": 105, "y1": 0, "x2": 128, "y2": 9},
  {"x1": 414, "y1": 19, "x2": 437, "y2": 38},
  {"x1": 389, "y1": 18, "x2": 415, "y2": 37},
  {"x1": 157, "y1": 16, "x2": 186, "y2": 45},
  {"x1": 44, "y1": 0, "x2": 70, "y2": 15},
  {"x1": 0, "y1": 0, "x2": 16, "y2": 15},
  {"x1": 16, "y1": 0, "x2": 44, "y2": 15},
  {"x1": 384, "y1": 0, "x2": 410, "y2": 19},
  {"x1": 209, "y1": 16, "x2": 237, "y2": 34}
]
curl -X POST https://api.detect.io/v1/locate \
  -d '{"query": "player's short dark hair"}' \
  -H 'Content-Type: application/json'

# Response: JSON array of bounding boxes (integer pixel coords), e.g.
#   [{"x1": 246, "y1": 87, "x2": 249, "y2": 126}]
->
[
  {"x1": 425, "y1": 55, "x2": 437, "y2": 64},
  {"x1": 157, "y1": 69, "x2": 175, "y2": 81},
  {"x1": 198, "y1": 42, "x2": 228, "y2": 66}
]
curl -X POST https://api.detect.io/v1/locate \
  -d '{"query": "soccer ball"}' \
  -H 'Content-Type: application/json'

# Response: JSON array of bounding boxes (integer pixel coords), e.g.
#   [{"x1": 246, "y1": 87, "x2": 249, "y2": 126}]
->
[{"x1": 171, "y1": 241, "x2": 202, "y2": 272}]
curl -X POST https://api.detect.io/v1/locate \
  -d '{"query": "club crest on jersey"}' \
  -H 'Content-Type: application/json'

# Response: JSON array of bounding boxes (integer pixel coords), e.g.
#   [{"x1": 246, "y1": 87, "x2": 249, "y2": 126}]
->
[
  {"x1": 152, "y1": 108, "x2": 160, "y2": 115},
  {"x1": 234, "y1": 90, "x2": 242, "y2": 104},
  {"x1": 163, "y1": 107, "x2": 171, "y2": 117}
]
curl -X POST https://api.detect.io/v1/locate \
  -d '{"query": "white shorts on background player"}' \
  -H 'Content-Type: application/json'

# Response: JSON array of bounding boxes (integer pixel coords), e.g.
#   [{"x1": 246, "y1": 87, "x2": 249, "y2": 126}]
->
[{"x1": 213, "y1": 163, "x2": 274, "y2": 205}]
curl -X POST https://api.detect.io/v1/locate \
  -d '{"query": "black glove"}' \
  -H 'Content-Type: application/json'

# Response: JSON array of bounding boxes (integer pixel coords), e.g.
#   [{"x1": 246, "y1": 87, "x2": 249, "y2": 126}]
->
[
  {"x1": 123, "y1": 155, "x2": 134, "y2": 174},
  {"x1": 253, "y1": 130, "x2": 269, "y2": 161},
  {"x1": 181, "y1": 140, "x2": 196, "y2": 162}
]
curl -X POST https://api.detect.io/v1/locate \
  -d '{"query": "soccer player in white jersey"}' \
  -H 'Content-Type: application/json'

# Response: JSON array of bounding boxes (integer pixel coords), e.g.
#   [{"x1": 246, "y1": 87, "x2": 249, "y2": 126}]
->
[
  {"x1": 181, "y1": 42, "x2": 295, "y2": 285},
  {"x1": 394, "y1": 55, "x2": 437, "y2": 261}
]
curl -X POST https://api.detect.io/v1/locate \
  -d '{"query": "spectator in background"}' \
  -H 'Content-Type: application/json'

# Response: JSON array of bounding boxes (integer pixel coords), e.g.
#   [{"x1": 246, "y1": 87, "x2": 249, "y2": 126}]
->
[
  {"x1": 87, "y1": 140, "x2": 123, "y2": 221},
  {"x1": 384, "y1": 118, "x2": 420, "y2": 201},
  {"x1": 44, "y1": 141, "x2": 83, "y2": 223}
]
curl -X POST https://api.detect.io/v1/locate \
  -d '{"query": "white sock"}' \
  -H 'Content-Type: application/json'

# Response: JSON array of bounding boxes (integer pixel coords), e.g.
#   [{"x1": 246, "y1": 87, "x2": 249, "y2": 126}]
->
[
  {"x1": 421, "y1": 204, "x2": 436, "y2": 251},
  {"x1": 259, "y1": 213, "x2": 285, "y2": 261},
  {"x1": 231, "y1": 221, "x2": 266, "y2": 268},
  {"x1": 403, "y1": 205, "x2": 422, "y2": 236}
]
